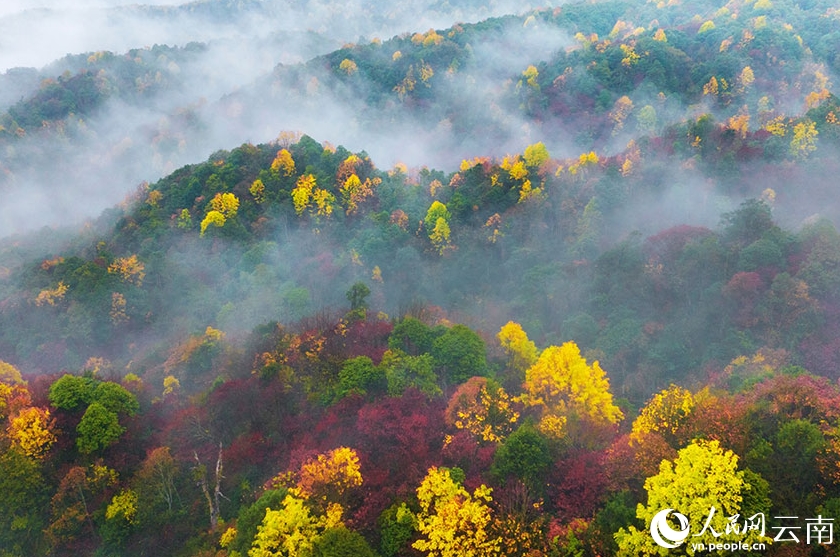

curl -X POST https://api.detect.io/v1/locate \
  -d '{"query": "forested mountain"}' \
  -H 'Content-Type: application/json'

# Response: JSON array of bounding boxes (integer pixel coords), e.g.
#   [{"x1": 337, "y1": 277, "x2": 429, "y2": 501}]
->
[{"x1": 2, "y1": 0, "x2": 840, "y2": 555}]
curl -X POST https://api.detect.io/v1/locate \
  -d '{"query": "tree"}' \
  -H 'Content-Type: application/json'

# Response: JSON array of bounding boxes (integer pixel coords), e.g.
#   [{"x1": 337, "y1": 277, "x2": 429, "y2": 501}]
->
[
  {"x1": 490, "y1": 423, "x2": 551, "y2": 496},
  {"x1": 334, "y1": 356, "x2": 386, "y2": 401},
  {"x1": 295, "y1": 447, "x2": 363, "y2": 508},
  {"x1": 7, "y1": 406, "x2": 56, "y2": 459},
  {"x1": 381, "y1": 350, "x2": 440, "y2": 397},
  {"x1": 431, "y1": 324, "x2": 487, "y2": 386},
  {"x1": 444, "y1": 377, "x2": 519, "y2": 443},
  {"x1": 497, "y1": 321, "x2": 538, "y2": 377},
  {"x1": 311, "y1": 526, "x2": 377, "y2": 557},
  {"x1": 135, "y1": 446, "x2": 180, "y2": 515},
  {"x1": 424, "y1": 201, "x2": 452, "y2": 253},
  {"x1": 0, "y1": 448, "x2": 48, "y2": 555},
  {"x1": 615, "y1": 440, "x2": 770, "y2": 555},
  {"x1": 107, "y1": 254, "x2": 145, "y2": 286},
  {"x1": 271, "y1": 149, "x2": 295, "y2": 177},
  {"x1": 521, "y1": 341, "x2": 623, "y2": 439},
  {"x1": 346, "y1": 282, "x2": 370, "y2": 313},
  {"x1": 76, "y1": 402, "x2": 124, "y2": 454},
  {"x1": 413, "y1": 467, "x2": 501, "y2": 557},
  {"x1": 630, "y1": 385, "x2": 696, "y2": 446},
  {"x1": 249, "y1": 493, "x2": 342, "y2": 557},
  {"x1": 523, "y1": 142, "x2": 550, "y2": 169}
]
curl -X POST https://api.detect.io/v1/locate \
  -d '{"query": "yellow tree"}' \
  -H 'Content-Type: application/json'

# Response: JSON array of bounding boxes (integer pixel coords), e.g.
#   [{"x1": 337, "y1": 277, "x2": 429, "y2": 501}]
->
[
  {"x1": 445, "y1": 377, "x2": 519, "y2": 443},
  {"x1": 108, "y1": 255, "x2": 145, "y2": 286},
  {"x1": 497, "y1": 321, "x2": 538, "y2": 376},
  {"x1": 615, "y1": 440, "x2": 770, "y2": 555},
  {"x1": 295, "y1": 447, "x2": 363, "y2": 507},
  {"x1": 790, "y1": 120, "x2": 818, "y2": 159},
  {"x1": 413, "y1": 467, "x2": 501, "y2": 557},
  {"x1": 7, "y1": 406, "x2": 56, "y2": 459},
  {"x1": 271, "y1": 149, "x2": 296, "y2": 177},
  {"x1": 249, "y1": 493, "x2": 343, "y2": 557},
  {"x1": 630, "y1": 385, "x2": 696, "y2": 447},
  {"x1": 521, "y1": 341, "x2": 623, "y2": 439}
]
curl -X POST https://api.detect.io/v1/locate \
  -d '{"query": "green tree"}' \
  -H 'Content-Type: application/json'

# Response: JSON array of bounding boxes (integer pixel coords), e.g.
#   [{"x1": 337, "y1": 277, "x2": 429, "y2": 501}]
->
[
  {"x1": 334, "y1": 356, "x2": 386, "y2": 402},
  {"x1": 490, "y1": 422, "x2": 552, "y2": 496},
  {"x1": 76, "y1": 402, "x2": 125, "y2": 454},
  {"x1": 431, "y1": 324, "x2": 487, "y2": 386},
  {"x1": 312, "y1": 526, "x2": 377, "y2": 557},
  {"x1": 0, "y1": 448, "x2": 48, "y2": 556}
]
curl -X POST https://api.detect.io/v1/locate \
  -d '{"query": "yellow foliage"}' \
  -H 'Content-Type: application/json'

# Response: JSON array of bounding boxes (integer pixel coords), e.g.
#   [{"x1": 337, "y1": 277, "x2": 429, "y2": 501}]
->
[
  {"x1": 338, "y1": 58, "x2": 358, "y2": 75},
  {"x1": 413, "y1": 467, "x2": 501, "y2": 557},
  {"x1": 296, "y1": 447, "x2": 363, "y2": 504},
  {"x1": 521, "y1": 65, "x2": 539, "y2": 89},
  {"x1": 430, "y1": 218, "x2": 453, "y2": 255},
  {"x1": 727, "y1": 113, "x2": 750, "y2": 139},
  {"x1": 698, "y1": 20, "x2": 716, "y2": 33},
  {"x1": 703, "y1": 76, "x2": 719, "y2": 96},
  {"x1": 619, "y1": 44, "x2": 639, "y2": 67},
  {"x1": 8, "y1": 406, "x2": 56, "y2": 459},
  {"x1": 249, "y1": 178, "x2": 266, "y2": 204},
  {"x1": 35, "y1": 281, "x2": 69, "y2": 306},
  {"x1": 340, "y1": 173, "x2": 376, "y2": 214},
  {"x1": 106, "y1": 489, "x2": 138, "y2": 524},
  {"x1": 521, "y1": 341, "x2": 623, "y2": 439},
  {"x1": 0, "y1": 360, "x2": 24, "y2": 385},
  {"x1": 523, "y1": 142, "x2": 550, "y2": 168},
  {"x1": 210, "y1": 192, "x2": 239, "y2": 219},
  {"x1": 765, "y1": 115, "x2": 788, "y2": 136},
  {"x1": 653, "y1": 28, "x2": 667, "y2": 42},
  {"x1": 630, "y1": 385, "x2": 695, "y2": 444},
  {"x1": 199, "y1": 210, "x2": 226, "y2": 236},
  {"x1": 108, "y1": 254, "x2": 145, "y2": 286},
  {"x1": 508, "y1": 160, "x2": 528, "y2": 181},
  {"x1": 292, "y1": 174, "x2": 316, "y2": 215},
  {"x1": 271, "y1": 149, "x2": 296, "y2": 177},
  {"x1": 806, "y1": 88, "x2": 831, "y2": 110},
  {"x1": 419, "y1": 62, "x2": 434, "y2": 83},
  {"x1": 163, "y1": 375, "x2": 180, "y2": 396},
  {"x1": 446, "y1": 377, "x2": 519, "y2": 443},
  {"x1": 738, "y1": 66, "x2": 755, "y2": 92},
  {"x1": 790, "y1": 120, "x2": 818, "y2": 159},
  {"x1": 146, "y1": 189, "x2": 163, "y2": 207},
  {"x1": 611, "y1": 95, "x2": 634, "y2": 132},
  {"x1": 250, "y1": 494, "x2": 341, "y2": 557},
  {"x1": 110, "y1": 292, "x2": 128, "y2": 325},
  {"x1": 497, "y1": 321, "x2": 538, "y2": 373},
  {"x1": 311, "y1": 188, "x2": 335, "y2": 217}
]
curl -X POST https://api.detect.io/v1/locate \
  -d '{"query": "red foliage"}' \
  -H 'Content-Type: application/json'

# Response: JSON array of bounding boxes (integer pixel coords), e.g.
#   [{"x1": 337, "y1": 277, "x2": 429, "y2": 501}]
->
[
  {"x1": 644, "y1": 225, "x2": 713, "y2": 262},
  {"x1": 341, "y1": 319, "x2": 393, "y2": 364},
  {"x1": 548, "y1": 450, "x2": 609, "y2": 521}
]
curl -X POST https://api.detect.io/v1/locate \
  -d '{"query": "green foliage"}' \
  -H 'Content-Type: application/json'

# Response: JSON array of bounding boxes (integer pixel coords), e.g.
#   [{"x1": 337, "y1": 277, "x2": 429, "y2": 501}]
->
[
  {"x1": 76, "y1": 402, "x2": 125, "y2": 454},
  {"x1": 490, "y1": 422, "x2": 552, "y2": 496},
  {"x1": 388, "y1": 317, "x2": 437, "y2": 355},
  {"x1": 379, "y1": 502, "x2": 417, "y2": 557},
  {"x1": 381, "y1": 350, "x2": 440, "y2": 397},
  {"x1": 311, "y1": 526, "x2": 377, "y2": 557},
  {"x1": 0, "y1": 448, "x2": 48, "y2": 556},
  {"x1": 334, "y1": 356, "x2": 386, "y2": 402},
  {"x1": 431, "y1": 324, "x2": 487, "y2": 385},
  {"x1": 48, "y1": 374, "x2": 95, "y2": 410}
]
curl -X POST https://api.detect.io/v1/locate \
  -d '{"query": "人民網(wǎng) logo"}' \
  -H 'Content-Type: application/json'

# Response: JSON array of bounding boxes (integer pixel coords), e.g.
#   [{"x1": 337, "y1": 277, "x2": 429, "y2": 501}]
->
[{"x1": 651, "y1": 508, "x2": 691, "y2": 548}]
